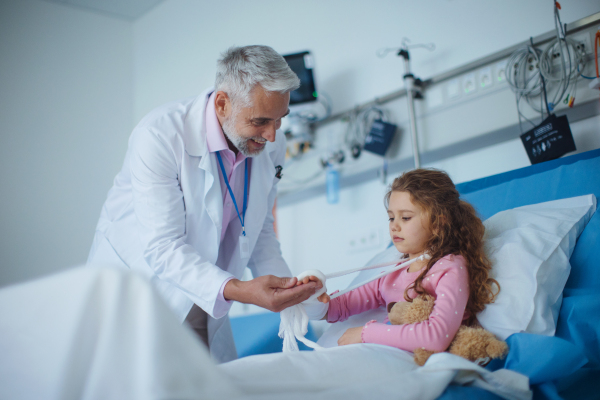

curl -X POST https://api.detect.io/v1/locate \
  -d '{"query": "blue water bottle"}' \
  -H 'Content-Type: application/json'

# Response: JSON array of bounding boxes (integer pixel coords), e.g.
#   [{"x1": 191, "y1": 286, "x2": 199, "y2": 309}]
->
[{"x1": 326, "y1": 165, "x2": 339, "y2": 204}]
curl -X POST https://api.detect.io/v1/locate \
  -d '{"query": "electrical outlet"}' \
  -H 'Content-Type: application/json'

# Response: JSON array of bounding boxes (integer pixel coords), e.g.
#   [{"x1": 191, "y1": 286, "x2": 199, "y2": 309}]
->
[
  {"x1": 495, "y1": 60, "x2": 508, "y2": 83},
  {"x1": 526, "y1": 54, "x2": 538, "y2": 72},
  {"x1": 446, "y1": 78, "x2": 461, "y2": 100},
  {"x1": 570, "y1": 32, "x2": 591, "y2": 56},
  {"x1": 478, "y1": 66, "x2": 493, "y2": 89},
  {"x1": 463, "y1": 73, "x2": 477, "y2": 95},
  {"x1": 546, "y1": 31, "x2": 592, "y2": 69},
  {"x1": 425, "y1": 85, "x2": 443, "y2": 109},
  {"x1": 347, "y1": 227, "x2": 382, "y2": 253}
]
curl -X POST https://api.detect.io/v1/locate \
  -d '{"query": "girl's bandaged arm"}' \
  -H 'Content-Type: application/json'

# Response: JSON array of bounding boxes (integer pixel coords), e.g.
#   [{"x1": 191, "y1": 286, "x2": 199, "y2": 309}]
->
[{"x1": 296, "y1": 270, "x2": 329, "y2": 320}]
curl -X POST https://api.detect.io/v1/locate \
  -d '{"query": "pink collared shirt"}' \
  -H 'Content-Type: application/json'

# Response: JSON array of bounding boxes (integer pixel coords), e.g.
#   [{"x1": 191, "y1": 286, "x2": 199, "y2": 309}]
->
[{"x1": 205, "y1": 91, "x2": 250, "y2": 309}]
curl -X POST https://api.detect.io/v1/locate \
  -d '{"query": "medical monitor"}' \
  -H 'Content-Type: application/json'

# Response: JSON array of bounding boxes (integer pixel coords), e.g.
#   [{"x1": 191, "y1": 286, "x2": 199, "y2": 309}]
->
[{"x1": 283, "y1": 51, "x2": 318, "y2": 105}]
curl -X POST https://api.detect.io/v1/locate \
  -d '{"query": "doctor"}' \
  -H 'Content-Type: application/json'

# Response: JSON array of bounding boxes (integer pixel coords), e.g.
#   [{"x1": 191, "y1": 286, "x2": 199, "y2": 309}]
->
[{"x1": 87, "y1": 45, "x2": 321, "y2": 363}]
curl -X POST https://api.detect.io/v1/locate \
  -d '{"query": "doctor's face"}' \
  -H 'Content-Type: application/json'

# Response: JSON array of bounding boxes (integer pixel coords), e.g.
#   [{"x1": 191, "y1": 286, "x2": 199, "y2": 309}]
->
[{"x1": 218, "y1": 86, "x2": 290, "y2": 157}]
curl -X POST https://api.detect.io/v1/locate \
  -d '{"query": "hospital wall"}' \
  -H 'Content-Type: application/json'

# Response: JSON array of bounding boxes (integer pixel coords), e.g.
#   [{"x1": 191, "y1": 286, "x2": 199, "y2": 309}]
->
[
  {"x1": 132, "y1": 0, "x2": 599, "y2": 121},
  {"x1": 1, "y1": 0, "x2": 599, "y2": 292},
  {"x1": 276, "y1": 115, "x2": 600, "y2": 296},
  {"x1": 0, "y1": 0, "x2": 134, "y2": 286},
  {"x1": 131, "y1": 1, "x2": 600, "y2": 299}
]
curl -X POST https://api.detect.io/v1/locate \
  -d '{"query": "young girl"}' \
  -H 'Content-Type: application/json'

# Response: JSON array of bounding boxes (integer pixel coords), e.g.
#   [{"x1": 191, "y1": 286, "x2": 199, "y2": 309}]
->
[{"x1": 301, "y1": 168, "x2": 499, "y2": 352}]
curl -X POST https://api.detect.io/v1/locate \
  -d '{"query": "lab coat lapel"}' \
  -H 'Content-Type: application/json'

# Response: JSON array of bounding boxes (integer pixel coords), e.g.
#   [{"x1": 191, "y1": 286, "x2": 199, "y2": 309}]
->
[
  {"x1": 198, "y1": 150, "x2": 223, "y2": 237},
  {"x1": 183, "y1": 89, "x2": 223, "y2": 237}
]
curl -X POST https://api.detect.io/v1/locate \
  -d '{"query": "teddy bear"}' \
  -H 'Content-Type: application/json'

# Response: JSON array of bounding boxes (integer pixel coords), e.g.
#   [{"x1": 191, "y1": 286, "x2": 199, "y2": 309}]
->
[{"x1": 388, "y1": 294, "x2": 508, "y2": 366}]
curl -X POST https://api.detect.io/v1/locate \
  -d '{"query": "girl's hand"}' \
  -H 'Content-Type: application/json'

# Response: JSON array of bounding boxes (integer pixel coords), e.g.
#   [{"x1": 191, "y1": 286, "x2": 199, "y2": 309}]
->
[
  {"x1": 296, "y1": 275, "x2": 330, "y2": 303},
  {"x1": 337, "y1": 326, "x2": 363, "y2": 346},
  {"x1": 296, "y1": 275, "x2": 320, "y2": 286},
  {"x1": 317, "y1": 292, "x2": 330, "y2": 303}
]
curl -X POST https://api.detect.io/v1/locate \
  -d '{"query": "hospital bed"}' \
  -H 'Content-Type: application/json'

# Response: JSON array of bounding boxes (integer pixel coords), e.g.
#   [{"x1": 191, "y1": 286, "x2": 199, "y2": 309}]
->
[
  {"x1": 1, "y1": 148, "x2": 599, "y2": 400},
  {"x1": 448, "y1": 147, "x2": 600, "y2": 400},
  {"x1": 230, "y1": 147, "x2": 600, "y2": 399}
]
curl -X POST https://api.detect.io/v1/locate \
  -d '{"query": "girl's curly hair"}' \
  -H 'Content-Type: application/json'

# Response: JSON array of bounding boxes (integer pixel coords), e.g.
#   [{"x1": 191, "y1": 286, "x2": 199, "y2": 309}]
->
[{"x1": 385, "y1": 168, "x2": 499, "y2": 325}]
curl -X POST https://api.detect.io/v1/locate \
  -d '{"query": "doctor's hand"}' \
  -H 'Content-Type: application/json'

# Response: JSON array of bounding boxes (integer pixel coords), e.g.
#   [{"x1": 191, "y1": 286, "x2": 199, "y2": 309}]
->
[{"x1": 223, "y1": 275, "x2": 322, "y2": 313}]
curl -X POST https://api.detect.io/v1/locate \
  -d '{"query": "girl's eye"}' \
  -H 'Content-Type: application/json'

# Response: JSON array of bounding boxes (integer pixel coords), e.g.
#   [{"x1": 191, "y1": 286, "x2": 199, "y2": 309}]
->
[
  {"x1": 402, "y1": 217, "x2": 411, "y2": 221},
  {"x1": 388, "y1": 217, "x2": 394, "y2": 222}
]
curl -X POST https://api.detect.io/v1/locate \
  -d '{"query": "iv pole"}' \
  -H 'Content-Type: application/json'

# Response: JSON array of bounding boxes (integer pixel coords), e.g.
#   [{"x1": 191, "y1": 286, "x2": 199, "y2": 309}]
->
[
  {"x1": 399, "y1": 46, "x2": 421, "y2": 168},
  {"x1": 379, "y1": 39, "x2": 435, "y2": 169}
]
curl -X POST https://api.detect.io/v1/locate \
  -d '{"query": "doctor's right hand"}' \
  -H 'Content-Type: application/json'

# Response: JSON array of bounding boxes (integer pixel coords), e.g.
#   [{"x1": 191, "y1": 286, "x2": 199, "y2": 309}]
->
[{"x1": 223, "y1": 275, "x2": 321, "y2": 313}]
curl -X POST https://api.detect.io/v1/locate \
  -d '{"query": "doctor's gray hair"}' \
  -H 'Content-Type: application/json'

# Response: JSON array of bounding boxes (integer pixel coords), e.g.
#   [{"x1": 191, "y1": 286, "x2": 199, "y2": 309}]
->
[{"x1": 215, "y1": 45, "x2": 300, "y2": 107}]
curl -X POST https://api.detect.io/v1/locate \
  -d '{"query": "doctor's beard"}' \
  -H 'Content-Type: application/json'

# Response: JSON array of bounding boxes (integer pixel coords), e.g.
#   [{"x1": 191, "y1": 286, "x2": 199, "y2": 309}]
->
[{"x1": 222, "y1": 115, "x2": 265, "y2": 157}]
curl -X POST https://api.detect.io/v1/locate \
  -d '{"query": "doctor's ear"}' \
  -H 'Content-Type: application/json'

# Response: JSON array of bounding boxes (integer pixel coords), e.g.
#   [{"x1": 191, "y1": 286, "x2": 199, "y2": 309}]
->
[{"x1": 214, "y1": 91, "x2": 232, "y2": 118}]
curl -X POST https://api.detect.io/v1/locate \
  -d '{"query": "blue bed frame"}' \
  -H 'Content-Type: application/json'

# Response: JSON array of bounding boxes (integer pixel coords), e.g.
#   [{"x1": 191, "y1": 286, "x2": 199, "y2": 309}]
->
[{"x1": 230, "y1": 311, "x2": 317, "y2": 357}]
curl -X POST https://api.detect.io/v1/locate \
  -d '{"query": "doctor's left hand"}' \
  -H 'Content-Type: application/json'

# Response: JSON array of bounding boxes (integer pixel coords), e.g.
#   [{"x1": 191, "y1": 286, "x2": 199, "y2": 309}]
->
[{"x1": 223, "y1": 275, "x2": 322, "y2": 313}]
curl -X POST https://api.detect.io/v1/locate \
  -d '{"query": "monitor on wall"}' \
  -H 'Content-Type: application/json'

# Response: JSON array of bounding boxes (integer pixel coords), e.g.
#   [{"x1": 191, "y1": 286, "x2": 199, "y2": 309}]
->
[{"x1": 283, "y1": 51, "x2": 318, "y2": 105}]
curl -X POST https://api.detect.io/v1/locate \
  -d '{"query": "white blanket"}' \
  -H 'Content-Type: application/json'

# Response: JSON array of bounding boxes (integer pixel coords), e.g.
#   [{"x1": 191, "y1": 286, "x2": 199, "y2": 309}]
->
[
  {"x1": 220, "y1": 345, "x2": 531, "y2": 400},
  {"x1": 0, "y1": 266, "x2": 240, "y2": 400},
  {"x1": 0, "y1": 266, "x2": 531, "y2": 400}
]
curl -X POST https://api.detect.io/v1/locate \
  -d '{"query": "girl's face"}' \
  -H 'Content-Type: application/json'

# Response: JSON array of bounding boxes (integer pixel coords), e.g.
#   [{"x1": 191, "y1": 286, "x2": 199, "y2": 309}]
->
[{"x1": 387, "y1": 191, "x2": 431, "y2": 259}]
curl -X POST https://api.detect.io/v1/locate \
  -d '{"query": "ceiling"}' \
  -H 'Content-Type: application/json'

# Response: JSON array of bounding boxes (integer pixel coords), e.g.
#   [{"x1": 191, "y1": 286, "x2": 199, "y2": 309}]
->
[{"x1": 42, "y1": 0, "x2": 164, "y2": 20}]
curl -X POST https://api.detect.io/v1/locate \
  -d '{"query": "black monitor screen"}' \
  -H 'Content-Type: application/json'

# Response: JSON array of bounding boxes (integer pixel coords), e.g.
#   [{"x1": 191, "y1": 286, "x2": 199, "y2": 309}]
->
[{"x1": 283, "y1": 51, "x2": 317, "y2": 105}]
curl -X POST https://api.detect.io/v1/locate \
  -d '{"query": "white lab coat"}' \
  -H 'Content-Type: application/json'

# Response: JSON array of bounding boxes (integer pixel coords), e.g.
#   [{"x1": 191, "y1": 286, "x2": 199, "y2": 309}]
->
[{"x1": 87, "y1": 88, "x2": 291, "y2": 363}]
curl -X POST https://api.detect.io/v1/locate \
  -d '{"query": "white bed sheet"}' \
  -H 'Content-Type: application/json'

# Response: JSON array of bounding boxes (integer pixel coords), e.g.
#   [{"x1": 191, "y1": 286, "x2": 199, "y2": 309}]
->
[
  {"x1": 0, "y1": 266, "x2": 531, "y2": 400},
  {"x1": 220, "y1": 344, "x2": 531, "y2": 400}
]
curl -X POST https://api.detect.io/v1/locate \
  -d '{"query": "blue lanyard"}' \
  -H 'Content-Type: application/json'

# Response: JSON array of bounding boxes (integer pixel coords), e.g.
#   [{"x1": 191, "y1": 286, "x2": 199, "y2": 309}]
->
[{"x1": 216, "y1": 152, "x2": 249, "y2": 236}]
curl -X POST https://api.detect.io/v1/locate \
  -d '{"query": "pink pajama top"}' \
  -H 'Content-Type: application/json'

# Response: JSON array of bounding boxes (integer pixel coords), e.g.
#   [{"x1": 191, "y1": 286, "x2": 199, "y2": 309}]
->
[{"x1": 327, "y1": 254, "x2": 470, "y2": 352}]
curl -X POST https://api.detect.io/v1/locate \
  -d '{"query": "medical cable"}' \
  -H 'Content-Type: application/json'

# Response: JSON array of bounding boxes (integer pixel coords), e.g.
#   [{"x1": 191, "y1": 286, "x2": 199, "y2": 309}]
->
[
  {"x1": 324, "y1": 259, "x2": 402, "y2": 279},
  {"x1": 329, "y1": 255, "x2": 428, "y2": 300},
  {"x1": 506, "y1": 1, "x2": 586, "y2": 129},
  {"x1": 577, "y1": 65, "x2": 595, "y2": 80},
  {"x1": 280, "y1": 166, "x2": 324, "y2": 185},
  {"x1": 343, "y1": 104, "x2": 390, "y2": 157},
  {"x1": 289, "y1": 91, "x2": 332, "y2": 122}
]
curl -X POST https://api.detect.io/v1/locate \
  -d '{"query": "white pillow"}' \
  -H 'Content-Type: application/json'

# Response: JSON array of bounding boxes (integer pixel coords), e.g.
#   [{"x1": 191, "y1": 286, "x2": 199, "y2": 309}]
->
[
  {"x1": 318, "y1": 195, "x2": 596, "y2": 347},
  {"x1": 478, "y1": 194, "x2": 596, "y2": 339}
]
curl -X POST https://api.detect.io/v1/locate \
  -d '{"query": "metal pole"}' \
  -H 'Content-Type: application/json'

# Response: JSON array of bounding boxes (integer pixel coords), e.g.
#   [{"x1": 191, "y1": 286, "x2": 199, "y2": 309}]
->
[{"x1": 400, "y1": 50, "x2": 421, "y2": 169}]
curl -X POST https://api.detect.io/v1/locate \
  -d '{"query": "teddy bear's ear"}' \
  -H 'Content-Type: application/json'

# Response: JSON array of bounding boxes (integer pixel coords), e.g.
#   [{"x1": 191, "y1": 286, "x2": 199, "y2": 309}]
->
[
  {"x1": 387, "y1": 302, "x2": 397, "y2": 313},
  {"x1": 388, "y1": 301, "x2": 411, "y2": 325}
]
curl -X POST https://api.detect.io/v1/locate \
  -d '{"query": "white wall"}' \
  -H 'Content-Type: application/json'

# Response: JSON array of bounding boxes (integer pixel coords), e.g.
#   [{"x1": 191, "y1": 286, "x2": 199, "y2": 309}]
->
[
  {"x1": 1, "y1": 0, "x2": 598, "y2": 292},
  {"x1": 0, "y1": 0, "x2": 133, "y2": 286},
  {"x1": 132, "y1": 0, "x2": 599, "y2": 119},
  {"x1": 131, "y1": 0, "x2": 599, "y2": 292}
]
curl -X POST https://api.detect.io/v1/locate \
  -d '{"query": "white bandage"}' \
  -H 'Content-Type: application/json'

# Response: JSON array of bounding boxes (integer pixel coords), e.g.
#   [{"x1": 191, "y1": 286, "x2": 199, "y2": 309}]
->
[
  {"x1": 297, "y1": 269, "x2": 329, "y2": 320},
  {"x1": 278, "y1": 269, "x2": 328, "y2": 352}
]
